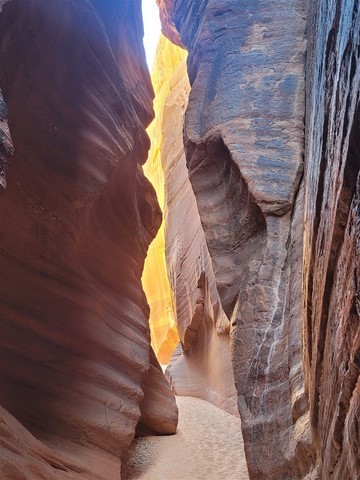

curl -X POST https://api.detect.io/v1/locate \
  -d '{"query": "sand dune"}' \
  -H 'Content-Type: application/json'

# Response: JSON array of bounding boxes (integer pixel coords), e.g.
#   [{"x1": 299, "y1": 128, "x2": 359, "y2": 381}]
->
[{"x1": 123, "y1": 396, "x2": 249, "y2": 480}]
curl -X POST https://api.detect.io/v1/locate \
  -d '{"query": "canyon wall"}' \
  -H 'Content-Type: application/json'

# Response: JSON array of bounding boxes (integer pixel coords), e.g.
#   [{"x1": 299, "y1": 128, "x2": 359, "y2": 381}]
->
[
  {"x1": 149, "y1": 34, "x2": 238, "y2": 414},
  {"x1": 160, "y1": 0, "x2": 312, "y2": 478},
  {"x1": 0, "y1": 86, "x2": 12, "y2": 189},
  {"x1": 159, "y1": 0, "x2": 359, "y2": 479},
  {"x1": 0, "y1": 1, "x2": 177, "y2": 478},
  {"x1": 141, "y1": 34, "x2": 183, "y2": 365},
  {"x1": 303, "y1": 1, "x2": 360, "y2": 478}
]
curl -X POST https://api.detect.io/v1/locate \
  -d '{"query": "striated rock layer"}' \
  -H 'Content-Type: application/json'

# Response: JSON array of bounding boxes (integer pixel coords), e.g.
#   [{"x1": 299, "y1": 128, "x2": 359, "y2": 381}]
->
[
  {"x1": 303, "y1": 1, "x2": 360, "y2": 478},
  {"x1": 0, "y1": 86, "x2": 12, "y2": 189},
  {"x1": 0, "y1": 1, "x2": 177, "y2": 478},
  {"x1": 160, "y1": 0, "x2": 359, "y2": 478},
  {"x1": 161, "y1": 0, "x2": 312, "y2": 478},
  {"x1": 150, "y1": 35, "x2": 239, "y2": 414}
]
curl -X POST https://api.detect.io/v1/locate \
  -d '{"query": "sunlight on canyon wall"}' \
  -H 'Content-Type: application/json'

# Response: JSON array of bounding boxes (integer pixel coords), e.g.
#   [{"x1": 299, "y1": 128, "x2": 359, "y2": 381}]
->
[{"x1": 142, "y1": 34, "x2": 187, "y2": 364}]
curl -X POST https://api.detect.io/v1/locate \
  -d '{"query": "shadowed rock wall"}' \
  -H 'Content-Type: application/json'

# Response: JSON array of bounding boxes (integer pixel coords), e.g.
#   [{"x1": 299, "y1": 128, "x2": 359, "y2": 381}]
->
[
  {"x1": 159, "y1": 0, "x2": 359, "y2": 478},
  {"x1": 0, "y1": 86, "x2": 12, "y2": 189},
  {"x1": 160, "y1": 0, "x2": 312, "y2": 478},
  {"x1": 0, "y1": 1, "x2": 177, "y2": 478},
  {"x1": 303, "y1": 0, "x2": 360, "y2": 478}
]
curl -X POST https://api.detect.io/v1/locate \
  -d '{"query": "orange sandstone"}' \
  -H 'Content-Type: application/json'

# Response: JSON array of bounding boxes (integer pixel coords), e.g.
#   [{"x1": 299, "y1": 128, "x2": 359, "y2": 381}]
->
[{"x1": 142, "y1": 35, "x2": 186, "y2": 364}]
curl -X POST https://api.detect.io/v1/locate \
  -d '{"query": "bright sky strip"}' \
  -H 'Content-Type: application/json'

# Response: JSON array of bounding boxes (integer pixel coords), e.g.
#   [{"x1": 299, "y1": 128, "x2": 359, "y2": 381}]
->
[{"x1": 141, "y1": 0, "x2": 162, "y2": 70}]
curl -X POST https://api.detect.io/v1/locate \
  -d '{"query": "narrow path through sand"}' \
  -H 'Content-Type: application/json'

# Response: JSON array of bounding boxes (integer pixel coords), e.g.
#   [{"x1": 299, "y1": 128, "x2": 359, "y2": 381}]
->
[{"x1": 122, "y1": 396, "x2": 249, "y2": 480}]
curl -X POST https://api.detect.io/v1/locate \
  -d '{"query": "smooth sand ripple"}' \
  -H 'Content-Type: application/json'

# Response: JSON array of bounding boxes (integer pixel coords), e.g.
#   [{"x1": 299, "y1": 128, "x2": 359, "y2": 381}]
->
[{"x1": 122, "y1": 396, "x2": 249, "y2": 480}]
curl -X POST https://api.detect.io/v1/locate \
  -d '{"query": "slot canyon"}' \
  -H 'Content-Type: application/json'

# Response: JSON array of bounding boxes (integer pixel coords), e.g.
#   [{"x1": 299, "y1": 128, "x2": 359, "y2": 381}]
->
[{"x1": 0, "y1": 0, "x2": 359, "y2": 479}]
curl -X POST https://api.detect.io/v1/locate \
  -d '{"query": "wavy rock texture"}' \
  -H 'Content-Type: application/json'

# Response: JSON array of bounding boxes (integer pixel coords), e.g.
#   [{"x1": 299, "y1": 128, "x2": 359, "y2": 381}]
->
[
  {"x1": 150, "y1": 35, "x2": 239, "y2": 415},
  {"x1": 0, "y1": 1, "x2": 177, "y2": 478},
  {"x1": 160, "y1": 0, "x2": 313, "y2": 478},
  {"x1": 303, "y1": 1, "x2": 360, "y2": 478}
]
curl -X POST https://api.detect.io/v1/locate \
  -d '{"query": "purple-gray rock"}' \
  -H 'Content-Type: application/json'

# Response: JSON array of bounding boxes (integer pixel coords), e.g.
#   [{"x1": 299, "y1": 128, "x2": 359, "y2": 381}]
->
[{"x1": 159, "y1": 0, "x2": 359, "y2": 478}]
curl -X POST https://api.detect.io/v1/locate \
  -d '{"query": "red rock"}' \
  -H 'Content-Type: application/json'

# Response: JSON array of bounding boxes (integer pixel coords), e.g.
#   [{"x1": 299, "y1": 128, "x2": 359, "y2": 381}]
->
[
  {"x1": 138, "y1": 349, "x2": 178, "y2": 435},
  {"x1": 159, "y1": 0, "x2": 312, "y2": 477},
  {"x1": 156, "y1": 0, "x2": 184, "y2": 49},
  {"x1": 0, "y1": 86, "x2": 12, "y2": 189},
  {"x1": 303, "y1": 1, "x2": 360, "y2": 478},
  {"x1": 0, "y1": 1, "x2": 177, "y2": 477}
]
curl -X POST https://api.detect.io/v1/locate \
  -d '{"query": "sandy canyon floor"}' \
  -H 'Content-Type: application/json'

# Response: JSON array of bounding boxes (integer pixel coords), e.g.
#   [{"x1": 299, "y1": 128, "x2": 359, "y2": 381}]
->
[{"x1": 122, "y1": 396, "x2": 249, "y2": 480}]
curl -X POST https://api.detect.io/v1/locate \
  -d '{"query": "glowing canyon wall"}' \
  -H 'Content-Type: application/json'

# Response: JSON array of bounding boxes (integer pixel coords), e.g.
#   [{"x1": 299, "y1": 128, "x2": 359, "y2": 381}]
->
[
  {"x1": 158, "y1": 0, "x2": 359, "y2": 479},
  {"x1": 0, "y1": 1, "x2": 177, "y2": 478},
  {"x1": 141, "y1": 34, "x2": 183, "y2": 365},
  {"x1": 147, "y1": 34, "x2": 238, "y2": 414}
]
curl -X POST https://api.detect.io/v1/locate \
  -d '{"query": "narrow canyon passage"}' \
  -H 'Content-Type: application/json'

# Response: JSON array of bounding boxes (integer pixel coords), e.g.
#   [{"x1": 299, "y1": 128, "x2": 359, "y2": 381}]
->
[
  {"x1": 135, "y1": 25, "x2": 246, "y2": 477},
  {"x1": 122, "y1": 396, "x2": 249, "y2": 480},
  {"x1": 0, "y1": 1, "x2": 359, "y2": 479}
]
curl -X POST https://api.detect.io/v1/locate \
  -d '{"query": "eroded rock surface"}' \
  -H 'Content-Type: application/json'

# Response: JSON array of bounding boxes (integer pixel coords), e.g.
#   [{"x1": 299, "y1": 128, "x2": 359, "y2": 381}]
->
[
  {"x1": 159, "y1": 0, "x2": 360, "y2": 479},
  {"x1": 0, "y1": 86, "x2": 12, "y2": 189},
  {"x1": 0, "y1": 1, "x2": 177, "y2": 478},
  {"x1": 156, "y1": 0, "x2": 183, "y2": 48},
  {"x1": 141, "y1": 35, "x2": 183, "y2": 365},
  {"x1": 150, "y1": 35, "x2": 238, "y2": 414},
  {"x1": 161, "y1": 0, "x2": 312, "y2": 478},
  {"x1": 303, "y1": 1, "x2": 360, "y2": 478}
]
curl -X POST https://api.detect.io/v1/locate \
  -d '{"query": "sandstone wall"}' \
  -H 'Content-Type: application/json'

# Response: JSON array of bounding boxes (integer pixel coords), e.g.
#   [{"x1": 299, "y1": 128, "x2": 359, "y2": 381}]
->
[
  {"x1": 0, "y1": 86, "x2": 12, "y2": 189},
  {"x1": 160, "y1": 0, "x2": 359, "y2": 479},
  {"x1": 161, "y1": 0, "x2": 312, "y2": 478},
  {"x1": 0, "y1": 1, "x2": 177, "y2": 478},
  {"x1": 303, "y1": 1, "x2": 360, "y2": 478},
  {"x1": 141, "y1": 34, "x2": 183, "y2": 365},
  {"x1": 150, "y1": 35, "x2": 238, "y2": 415}
]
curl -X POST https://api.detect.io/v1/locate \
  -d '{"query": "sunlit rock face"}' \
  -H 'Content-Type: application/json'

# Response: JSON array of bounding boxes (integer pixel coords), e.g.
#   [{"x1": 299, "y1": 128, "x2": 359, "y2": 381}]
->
[
  {"x1": 303, "y1": 1, "x2": 360, "y2": 478},
  {"x1": 149, "y1": 34, "x2": 238, "y2": 414},
  {"x1": 160, "y1": 0, "x2": 313, "y2": 478},
  {"x1": 0, "y1": 1, "x2": 177, "y2": 478},
  {"x1": 141, "y1": 35, "x2": 183, "y2": 365}
]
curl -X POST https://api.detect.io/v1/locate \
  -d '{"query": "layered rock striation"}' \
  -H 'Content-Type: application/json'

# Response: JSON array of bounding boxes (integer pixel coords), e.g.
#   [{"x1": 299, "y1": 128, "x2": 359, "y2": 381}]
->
[
  {"x1": 303, "y1": 1, "x2": 360, "y2": 478},
  {"x1": 160, "y1": 0, "x2": 312, "y2": 478},
  {"x1": 0, "y1": 1, "x2": 177, "y2": 478},
  {"x1": 0, "y1": 86, "x2": 12, "y2": 190},
  {"x1": 159, "y1": 0, "x2": 359, "y2": 478},
  {"x1": 141, "y1": 34, "x2": 183, "y2": 365},
  {"x1": 148, "y1": 34, "x2": 238, "y2": 414}
]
